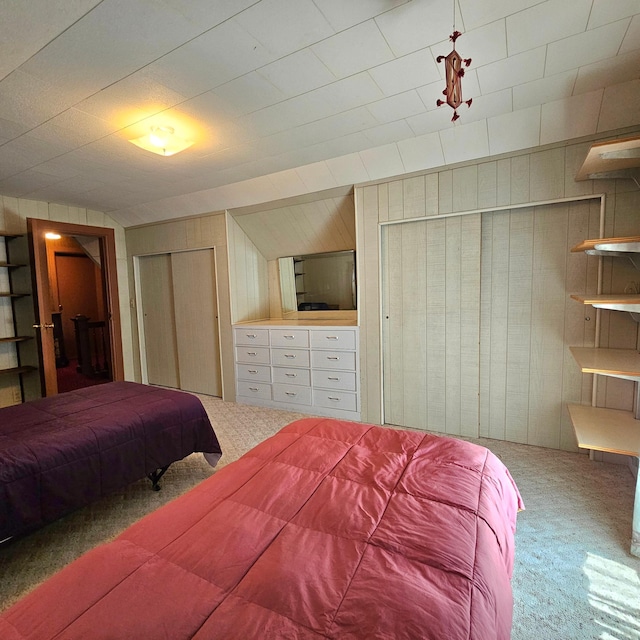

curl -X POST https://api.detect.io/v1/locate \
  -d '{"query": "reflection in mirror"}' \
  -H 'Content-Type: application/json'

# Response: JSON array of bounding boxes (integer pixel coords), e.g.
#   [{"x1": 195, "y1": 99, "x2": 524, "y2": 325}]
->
[{"x1": 279, "y1": 250, "x2": 356, "y2": 312}]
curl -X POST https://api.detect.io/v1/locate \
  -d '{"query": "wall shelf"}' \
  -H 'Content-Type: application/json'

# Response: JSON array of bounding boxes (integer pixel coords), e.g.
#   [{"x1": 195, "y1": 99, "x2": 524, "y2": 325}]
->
[
  {"x1": 0, "y1": 336, "x2": 33, "y2": 344},
  {"x1": 570, "y1": 347, "x2": 640, "y2": 381},
  {"x1": 0, "y1": 365, "x2": 38, "y2": 377},
  {"x1": 570, "y1": 293, "x2": 640, "y2": 313}
]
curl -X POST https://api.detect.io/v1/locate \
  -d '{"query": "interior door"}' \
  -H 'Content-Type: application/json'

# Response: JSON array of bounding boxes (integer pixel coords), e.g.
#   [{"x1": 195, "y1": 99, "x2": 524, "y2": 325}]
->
[
  {"x1": 27, "y1": 218, "x2": 124, "y2": 397},
  {"x1": 381, "y1": 214, "x2": 481, "y2": 436}
]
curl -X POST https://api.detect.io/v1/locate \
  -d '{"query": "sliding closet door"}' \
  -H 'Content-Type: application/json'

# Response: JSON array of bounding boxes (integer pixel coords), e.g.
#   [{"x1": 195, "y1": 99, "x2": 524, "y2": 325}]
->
[
  {"x1": 171, "y1": 249, "x2": 221, "y2": 396},
  {"x1": 381, "y1": 214, "x2": 481, "y2": 436},
  {"x1": 138, "y1": 254, "x2": 180, "y2": 388}
]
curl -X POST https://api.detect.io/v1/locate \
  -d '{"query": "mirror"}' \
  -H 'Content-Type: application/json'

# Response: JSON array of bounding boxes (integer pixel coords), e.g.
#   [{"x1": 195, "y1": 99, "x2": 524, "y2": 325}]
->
[{"x1": 279, "y1": 250, "x2": 356, "y2": 312}]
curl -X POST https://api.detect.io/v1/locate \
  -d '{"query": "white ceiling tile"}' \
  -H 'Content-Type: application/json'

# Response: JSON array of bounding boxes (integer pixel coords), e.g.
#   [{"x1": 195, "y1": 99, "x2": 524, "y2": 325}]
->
[
  {"x1": 256, "y1": 49, "x2": 336, "y2": 98},
  {"x1": 397, "y1": 132, "x2": 445, "y2": 174},
  {"x1": 209, "y1": 73, "x2": 287, "y2": 118},
  {"x1": 507, "y1": 0, "x2": 592, "y2": 56},
  {"x1": 487, "y1": 105, "x2": 541, "y2": 155},
  {"x1": 440, "y1": 119, "x2": 490, "y2": 164},
  {"x1": 235, "y1": 0, "x2": 335, "y2": 57},
  {"x1": 588, "y1": 0, "x2": 640, "y2": 28},
  {"x1": 367, "y1": 91, "x2": 426, "y2": 124},
  {"x1": 0, "y1": 0, "x2": 102, "y2": 80},
  {"x1": 406, "y1": 107, "x2": 460, "y2": 137},
  {"x1": 459, "y1": 0, "x2": 543, "y2": 31},
  {"x1": 0, "y1": 117, "x2": 29, "y2": 141},
  {"x1": 477, "y1": 47, "x2": 546, "y2": 94},
  {"x1": 545, "y1": 19, "x2": 632, "y2": 76},
  {"x1": 621, "y1": 15, "x2": 640, "y2": 53},
  {"x1": 540, "y1": 89, "x2": 602, "y2": 145},
  {"x1": 312, "y1": 0, "x2": 410, "y2": 31},
  {"x1": 362, "y1": 120, "x2": 415, "y2": 147},
  {"x1": 597, "y1": 78, "x2": 640, "y2": 132},
  {"x1": 295, "y1": 161, "x2": 338, "y2": 192},
  {"x1": 242, "y1": 73, "x2": 384, "y2": 136},
  {"x1": 325, "y1": 153, "x2": 370, "y2": 185},
  {"x1": 311, "y1": 20, "x2": 394, "y2": 79},
  {"x1": 375, "y1": 0, "x2": 453, "y2": 57},
  {"x1": 268, "y1": 169, "x2": 309, "y2": 198},
  {"x1": 574, "y1": 49, "x2": 640, "y2": 95},
  {"x1": 456, "y1": 89, "x2": 512, "y2": 125},
  {"x1": 359, "y1": 143, "x2": 405, "y2": 181},
  {"x1": 456, "y1": 19, "x2": 507, "y2": 68},
  {"x1": 368, "y1": 49, "x2": 441, "y2": 97},
  {"x1": 513, "y1": 71, "x2": 577, "y2": 110}
]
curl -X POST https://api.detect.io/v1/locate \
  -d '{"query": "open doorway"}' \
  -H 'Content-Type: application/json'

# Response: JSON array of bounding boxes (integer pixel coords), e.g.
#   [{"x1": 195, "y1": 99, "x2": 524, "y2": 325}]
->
[{"x1": 48, "y1": 235, "x2": 111, "y2": 392}]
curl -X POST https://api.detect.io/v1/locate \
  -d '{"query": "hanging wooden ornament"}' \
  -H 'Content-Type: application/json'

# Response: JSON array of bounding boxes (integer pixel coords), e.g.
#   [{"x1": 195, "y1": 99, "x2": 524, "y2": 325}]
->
[{"x1": 436, "y1": 30, "x2": 472, "y2": 122}]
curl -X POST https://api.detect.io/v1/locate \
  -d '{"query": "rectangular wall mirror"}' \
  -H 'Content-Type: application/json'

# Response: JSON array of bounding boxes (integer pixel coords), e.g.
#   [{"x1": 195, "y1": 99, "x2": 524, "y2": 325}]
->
[{"x1": 279, "y1": 250, "x2": 356, "y2": 313}]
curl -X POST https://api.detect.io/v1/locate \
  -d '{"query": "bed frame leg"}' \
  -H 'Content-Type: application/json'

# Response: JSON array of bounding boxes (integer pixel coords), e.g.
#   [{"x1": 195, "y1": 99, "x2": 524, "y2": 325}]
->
[{"x1": 148, "y1": 465, "x2": 170, "y2": 491}]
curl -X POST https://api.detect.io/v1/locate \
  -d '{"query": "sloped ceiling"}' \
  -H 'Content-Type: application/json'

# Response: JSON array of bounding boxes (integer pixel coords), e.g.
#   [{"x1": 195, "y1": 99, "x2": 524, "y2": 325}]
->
[{"x1": 0, "y1": 0, "x2": 639, "y2": 228}]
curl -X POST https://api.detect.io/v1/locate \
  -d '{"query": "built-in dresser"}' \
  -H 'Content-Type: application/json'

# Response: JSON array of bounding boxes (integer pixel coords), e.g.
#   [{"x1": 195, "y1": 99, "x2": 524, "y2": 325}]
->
[{"x1": 234, "y1": 320, "x2": 359, "y2": 421}]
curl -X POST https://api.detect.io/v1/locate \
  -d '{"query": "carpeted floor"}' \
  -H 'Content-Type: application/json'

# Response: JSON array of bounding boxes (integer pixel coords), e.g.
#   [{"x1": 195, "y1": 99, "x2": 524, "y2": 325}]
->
[{"x1": 1, "y1": 395, "x2": 639, "y2": 639}]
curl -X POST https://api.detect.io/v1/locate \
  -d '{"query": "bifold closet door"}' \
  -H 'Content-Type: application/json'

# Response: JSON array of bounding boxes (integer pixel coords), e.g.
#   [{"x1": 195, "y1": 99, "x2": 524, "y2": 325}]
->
[
  {"x1": 138, "y1": 253, "x2": 180, "y2": 389},
  {"x1": 170, "y1": 249, "x2": 221, "y2": 397},
  {"x1": 138, "y1": 249, "x2": 221, "y2": 396},
  {"x1": 381, "y1": 214, "x2": 481, "y2": 436}
]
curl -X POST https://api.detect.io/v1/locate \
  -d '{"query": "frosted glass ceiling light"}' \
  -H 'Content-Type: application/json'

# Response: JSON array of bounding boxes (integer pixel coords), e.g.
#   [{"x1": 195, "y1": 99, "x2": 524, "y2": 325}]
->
[{"x1": 130, "y1": 125, "x2": 194, "y2": 156}]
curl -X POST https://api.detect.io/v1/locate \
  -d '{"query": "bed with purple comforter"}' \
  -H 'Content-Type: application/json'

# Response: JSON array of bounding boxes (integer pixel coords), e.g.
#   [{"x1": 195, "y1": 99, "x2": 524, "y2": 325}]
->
[{"x1": 0, "y1": 381, "x2": 221, "y2": 542}]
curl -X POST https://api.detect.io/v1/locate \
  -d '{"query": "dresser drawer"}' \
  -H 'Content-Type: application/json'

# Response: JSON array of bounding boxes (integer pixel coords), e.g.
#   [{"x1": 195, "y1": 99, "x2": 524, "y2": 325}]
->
[
  {"x1": 237, "y1": 363, "x2": 271, "y2": 383},
  {"x1": 234, "y1": 327, "x2": 269, "y2": 346},
  {"x1": 312, "y1": 369, "x2": 356, "y2": 391},
  {"x1": 273, "y1": 367, "x2": 311, "y2": 386},
  {"x1": 270, "y1": 329, "x2": 309, "y2": 348},
  {"x1": 273, "y1": 384, "x2": 312, "y2": 406},
  {"x1": 311, "y1": 350, "x2": 356, "y2": 371},
  {"x1": 313, "y1": 389, "x2": 357, "y2": 412},
  {"x1": 235, "y1": 346, "x2": 270, "y2": 365},
  {"x1": 237, "y1": 380, "x2": 271, "y2": 400},
  {"x1": 272, "y1": 348, "x2": 310, "y2": 368},
  {"x1": 310, "y1": 329, "x2": 356, "y2": 351}
]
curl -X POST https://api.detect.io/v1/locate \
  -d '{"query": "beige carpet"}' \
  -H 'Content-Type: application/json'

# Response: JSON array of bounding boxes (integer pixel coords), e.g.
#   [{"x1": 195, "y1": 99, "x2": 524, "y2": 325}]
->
[{"x1": 1, "y1": 395, "x2": 639, "y2": 639}]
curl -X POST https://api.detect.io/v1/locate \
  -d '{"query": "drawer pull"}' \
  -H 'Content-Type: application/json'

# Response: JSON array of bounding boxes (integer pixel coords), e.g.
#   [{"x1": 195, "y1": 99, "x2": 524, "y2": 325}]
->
[
  {"x1": 247, "y1": 352, "x2": 257, "y2": 356},
  {"x1": 285, "y1": 373, "x2": 297, "y2": 378},
  {"x1": 285, "y1": 392, "x2": 297, "y2": 397},
  {"x1": 328, "y1": 376, "x2": 339, "y2": 381},
  {"x1": 327, "y1": 356, "x2": 340, "y2": 360},
  {"x1": 248, "y1": 369, "x2": 258, "y2": 374},
  {"x1": 246, "y1": 334, "x2": 257, "y2": 338},
  {"x1": 248, "y1": 387, "x2": 259, "y2": 392},
  {"x1": 328, "y1": 396, "x2": 340, "y2": 401},
  {"x1": 284, "y1": 354, "x2": 296, "y2": 359},
  {"x1": 326, "y1": 336, "x2": 338, "y2": 340},
  {"x1": 283, "y1": 335, "x2": 295, "y2": 339}
]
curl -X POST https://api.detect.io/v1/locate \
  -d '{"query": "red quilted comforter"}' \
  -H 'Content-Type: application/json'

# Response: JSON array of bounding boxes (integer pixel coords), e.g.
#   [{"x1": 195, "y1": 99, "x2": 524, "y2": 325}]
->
[{"x1": 0, "y1": 417, "x2": 523, "y2": 639}]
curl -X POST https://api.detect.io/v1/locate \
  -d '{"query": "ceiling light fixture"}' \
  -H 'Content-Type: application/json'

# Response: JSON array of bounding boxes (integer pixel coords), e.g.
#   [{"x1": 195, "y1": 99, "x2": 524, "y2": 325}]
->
[
  {"x1": 435, "y1": 1, "x2": 472, "y2": 122},
  {"x1": 44, "y1": 232, "x2": 61, "y2": 240},
  {"x1": 129, "y1": 125, "x2": 194, "y2": 156}
]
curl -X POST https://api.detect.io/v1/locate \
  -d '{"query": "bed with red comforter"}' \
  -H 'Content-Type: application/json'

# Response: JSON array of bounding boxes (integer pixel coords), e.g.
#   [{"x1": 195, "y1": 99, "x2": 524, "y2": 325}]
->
[
  {"x1": 0, "y1": 416, "x2": 523, "y2": 639},
  {"x1": 0, "y1": 381, "x2": 221, "y2": 542}
]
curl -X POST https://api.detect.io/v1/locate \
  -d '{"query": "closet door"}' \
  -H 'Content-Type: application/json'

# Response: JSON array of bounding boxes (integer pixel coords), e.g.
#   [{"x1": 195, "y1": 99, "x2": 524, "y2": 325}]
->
[
  {"x1": 138, "y1": 254, "x2": 180, "y2": 388},
  {"x1": 171, "y1": 249, "x2": 221, "y2": 396},
  {"x1": 381, "y1": 215, "x2": 481, "y2": 436}
]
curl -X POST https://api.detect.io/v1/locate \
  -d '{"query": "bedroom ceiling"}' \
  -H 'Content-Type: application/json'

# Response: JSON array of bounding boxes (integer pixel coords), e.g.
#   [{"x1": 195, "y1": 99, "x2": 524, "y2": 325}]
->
[{"x1": 0, "y1": 0, "x2": 639, "y2": 228}]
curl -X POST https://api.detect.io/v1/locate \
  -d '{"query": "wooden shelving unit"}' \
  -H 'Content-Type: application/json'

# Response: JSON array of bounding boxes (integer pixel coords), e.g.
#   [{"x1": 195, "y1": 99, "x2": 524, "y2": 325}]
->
[{"x1": 569, "y1": 235, "x2": 640, "y2": 556}]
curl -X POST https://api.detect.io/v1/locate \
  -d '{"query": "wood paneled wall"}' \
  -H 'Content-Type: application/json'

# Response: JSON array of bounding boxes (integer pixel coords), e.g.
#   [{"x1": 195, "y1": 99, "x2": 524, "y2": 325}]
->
[{"x1": 357, "y1": 131, "x2": 640, "y2": 452}]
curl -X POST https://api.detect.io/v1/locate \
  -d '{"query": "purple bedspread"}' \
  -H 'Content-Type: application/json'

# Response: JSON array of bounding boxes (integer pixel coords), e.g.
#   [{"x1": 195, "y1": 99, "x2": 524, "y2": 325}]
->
[{"x1": 0, "y1": 382, "x2": 221, "y2": 541}]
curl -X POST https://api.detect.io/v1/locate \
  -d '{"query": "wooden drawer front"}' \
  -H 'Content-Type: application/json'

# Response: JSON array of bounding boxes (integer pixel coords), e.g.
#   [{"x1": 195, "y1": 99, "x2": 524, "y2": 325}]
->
[
  {"x1": 237, "y1": 363, "x2": 271, "y2": 383},
  {"x1": 310, "y1": 329, "x2": 356, "y2": 351},
  {"x1": 272, "y1": 348, "x2": 310, "y2": 368},
  {"x1": 311, "y1": 350, "x2": 356, "y2": 371},
  {"x1": 273, "y1": 367, "x2": 311, "y2": 387},
  {"x1": 234, "y1": 328, "x2": 269, "y2": 346},
  {"x1": 270, "y1": 329, "x2": 309, "y2": 348},
  {"x1": 312, "y1": 370, "x2": 356, "y2": 391},
  {"x1": 237, "y1": 380, "x2": 271, "y2": 400},
  {"x1": 314, "y1": 389, "x2": 358, "y2": 412},
  {"x1": 235, "y1": 346, "x2": 270, "y2": 365},
  {"x1": 273, "y1": 384, "x2": 312, "y2": 406}
]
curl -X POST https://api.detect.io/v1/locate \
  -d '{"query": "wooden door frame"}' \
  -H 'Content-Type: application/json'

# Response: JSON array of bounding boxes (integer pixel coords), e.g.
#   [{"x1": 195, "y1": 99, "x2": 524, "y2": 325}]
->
[{"x1": 27, "y1": 218, "x2": 124, "y2": 396}]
